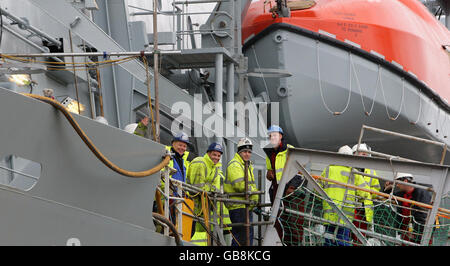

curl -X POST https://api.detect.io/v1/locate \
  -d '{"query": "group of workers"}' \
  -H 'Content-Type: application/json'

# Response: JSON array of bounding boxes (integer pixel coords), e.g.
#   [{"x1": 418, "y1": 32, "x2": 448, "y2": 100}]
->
[
  {"x1": 133, "y1": 117, "x2": 431, "y2": 246},
  {"x1": 133, "y1": 121, "x2": 289, "y2": 246},
  {"x1": 319, "y1": 143, "x2": 431, "y2": 245}
]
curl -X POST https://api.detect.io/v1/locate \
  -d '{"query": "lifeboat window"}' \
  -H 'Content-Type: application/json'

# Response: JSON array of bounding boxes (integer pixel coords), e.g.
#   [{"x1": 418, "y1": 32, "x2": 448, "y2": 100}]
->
[{"x1": 0, "y1": 155, "x2": 41, "y2": 191}]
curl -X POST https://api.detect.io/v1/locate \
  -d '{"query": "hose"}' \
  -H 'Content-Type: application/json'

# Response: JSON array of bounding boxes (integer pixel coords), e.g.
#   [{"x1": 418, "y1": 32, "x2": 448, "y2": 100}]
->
[
  {"x1": 152, "y1": 212, "x2": 184, "y2": 246},
  {"x1": 167, "y1": 180, "x2": 223, "y2": 246},
  {"x1": 21, "y1": 93, "x2": 170, "y2": 177}
]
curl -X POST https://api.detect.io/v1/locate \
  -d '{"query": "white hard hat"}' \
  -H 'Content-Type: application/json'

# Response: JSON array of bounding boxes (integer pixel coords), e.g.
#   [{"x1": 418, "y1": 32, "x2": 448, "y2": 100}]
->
[
  {"x1": 124, "y1": 123, "x2": 138, "y2": 134},
  {"x1": 237, "y1": 137, "x2": 253, "y2": 153},
  {"x1": 94, "y1": 116, "x2": 108, "y2": 125},
  {"x1": 394, "y1": 172, "x2": 414, "y2": 181},
  {"x1": 352, "y1": 143, "x2": 371, "y2": 154},
  {"x1": 338, "y1": 145, "x2": 353, "y2": 155}
]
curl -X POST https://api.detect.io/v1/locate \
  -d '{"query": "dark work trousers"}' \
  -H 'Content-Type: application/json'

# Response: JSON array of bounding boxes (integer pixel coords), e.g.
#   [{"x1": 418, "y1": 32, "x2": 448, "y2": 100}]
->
[{"x1": 229, "y1": 208, "x2": 254, "y2": 246}]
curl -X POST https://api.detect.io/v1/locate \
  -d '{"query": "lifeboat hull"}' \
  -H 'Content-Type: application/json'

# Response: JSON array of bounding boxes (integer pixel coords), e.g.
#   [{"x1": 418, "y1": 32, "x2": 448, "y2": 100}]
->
[{"x1": 244, "y1": 24, "x2": 449, "y2": 163}]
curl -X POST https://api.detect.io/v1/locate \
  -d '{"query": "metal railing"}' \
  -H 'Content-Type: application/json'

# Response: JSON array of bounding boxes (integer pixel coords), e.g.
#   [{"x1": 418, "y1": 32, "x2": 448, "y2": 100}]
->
[
  {"x1": 356, "y1": 125, "x2": 447, "y2": 165},
  {"x1": 263, "y1": 146, "x2": 450, "y2": 246},
  {"x1": 158, "y1": 166, "x2": 269, "y2": 246},
  {"x1": 128, "y1": 0, "x2": 235, "y2": 51}
]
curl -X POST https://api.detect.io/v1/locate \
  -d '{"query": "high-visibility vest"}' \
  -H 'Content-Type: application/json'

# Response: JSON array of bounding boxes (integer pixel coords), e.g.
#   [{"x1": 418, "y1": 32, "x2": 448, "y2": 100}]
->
[
  {"x1": 193, "y1": 171, "x2": 233, "y2": 233},
  {"x1": 224, "y1": 153, "x2": 259, "y2": 211},
  {"x1": 187, "y1": 154, "x2": 221, "y2": 192},
  {"x1": 355, "y1": 168, "x2": 381, "y2": 193},
  {"x1": 191, "y1": 231, "x2": 208, "y2": 246},
  {"x1": 187, "y1": 154, "x2": 221, "y2": 216},
  {"x1": 320, "y1": 165, "x2": 374, "y2": 224},
  {"x1": 219, "y1": 170, "x2": 232, "y2": 231},
  {"x1": 133, "y1": 121, "x2": 148, "y2": 138},
  {"x1": 265, "y1": 144, "x2": 294, "y2": 182}
]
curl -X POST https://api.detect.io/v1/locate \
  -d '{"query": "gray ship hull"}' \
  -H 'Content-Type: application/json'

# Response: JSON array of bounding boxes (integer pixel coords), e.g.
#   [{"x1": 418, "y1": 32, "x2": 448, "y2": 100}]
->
[
  {"x1": 245, "y1": 24, "x2": 450, "y2": 164},
  {"x1": 0, "y1": 88, "x2": 180, "y2": 245}
]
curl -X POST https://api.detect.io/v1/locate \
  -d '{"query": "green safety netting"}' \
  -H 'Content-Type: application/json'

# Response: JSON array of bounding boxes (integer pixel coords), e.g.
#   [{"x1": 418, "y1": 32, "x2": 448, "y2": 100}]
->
[{"x1": 277, "y1": 186, "x2": 449, "y2": 246}]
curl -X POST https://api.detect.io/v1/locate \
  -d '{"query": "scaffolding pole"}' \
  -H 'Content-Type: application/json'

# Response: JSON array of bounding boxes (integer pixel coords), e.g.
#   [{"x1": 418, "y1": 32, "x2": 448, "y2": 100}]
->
[{"x1": 244, "y1": 160, "x2": 250, "y2": 246}]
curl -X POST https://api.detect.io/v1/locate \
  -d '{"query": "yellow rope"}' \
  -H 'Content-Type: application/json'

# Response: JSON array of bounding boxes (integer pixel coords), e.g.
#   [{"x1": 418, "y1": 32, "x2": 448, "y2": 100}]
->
[
  {"x1": 142, "y1": 56, "x2": 157, "y2": 141},
  {"x1": 1, "y1": 54, "x2": 138, "y2": 65},
  {"x1": 21, "y1": 93, "x2": 170, "y2": 177}
]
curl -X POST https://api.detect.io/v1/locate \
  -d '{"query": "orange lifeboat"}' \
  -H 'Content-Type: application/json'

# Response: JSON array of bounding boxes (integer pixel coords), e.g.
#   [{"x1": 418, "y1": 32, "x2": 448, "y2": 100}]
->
[
  {"x1": 242, "y1": 0, "x2": 450, "y2": 100},
  {"x1": 241, "y1": 0, "x2": 450, "y2": 163}
]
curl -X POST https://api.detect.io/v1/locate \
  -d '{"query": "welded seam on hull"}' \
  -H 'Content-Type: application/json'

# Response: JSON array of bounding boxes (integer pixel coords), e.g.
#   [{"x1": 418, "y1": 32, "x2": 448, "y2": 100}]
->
[{"x1": 242, "y1": 23, "x2": 450, "y2": 114}]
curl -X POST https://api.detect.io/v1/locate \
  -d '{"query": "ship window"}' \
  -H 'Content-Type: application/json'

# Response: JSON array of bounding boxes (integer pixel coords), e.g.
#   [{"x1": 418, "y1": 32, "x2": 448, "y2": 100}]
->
[{"x1": 0, "y1": 155, "x2": 41, "y2": 191}]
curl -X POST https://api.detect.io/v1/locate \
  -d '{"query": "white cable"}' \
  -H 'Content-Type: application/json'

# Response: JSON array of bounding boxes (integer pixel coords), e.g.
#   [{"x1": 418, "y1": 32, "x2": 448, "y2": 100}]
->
[
  {"x1": 379, "y1": 69, "x2": 405, "y2": 121},
  {"x1": 316, "y1": 41, "x2": 352, "y2": 116},
  {"x1": 409, "y1": 90, "x2": 422, "y2": 125},
  {"x1": 352, "y1": 59, "x2": 380, "y2": 116}
]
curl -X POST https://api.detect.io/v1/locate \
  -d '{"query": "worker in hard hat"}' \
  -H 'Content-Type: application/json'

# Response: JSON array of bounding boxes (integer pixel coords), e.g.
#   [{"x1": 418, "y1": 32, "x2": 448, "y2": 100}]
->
[
  {"x1": 351, "y1": 143, "x2": 380, "y2": 241},
  {"x1": 319, "y1": 145, "x2": 374, "y2": 246},
  {"x1": 155, "y1": 132, "x2": 192, "y2": 229},
  {"x1": 224, "y1": 138, "x2": 259, "y2": 246},
  {"x1": 264, "y1": 125, "x2": 304, "y2": 244},
  {"x1": 263, "y1": 125, "x2": 295, "y2": 204},
  {"x1": 133, "y1": 117, "x2": 191, "y2": 184},
  {"x1": 384, "y1": 173, "x2": 432, "y2": 244},
  {"x1": 351, "y1": 143, "x2": 381, "y2": 192},
  {"x1": 164, "y1": 132, "x2": 191, "y2": 183},
  {"x1": 188, "y1": 142, "x2": 227, "y2": 244}
]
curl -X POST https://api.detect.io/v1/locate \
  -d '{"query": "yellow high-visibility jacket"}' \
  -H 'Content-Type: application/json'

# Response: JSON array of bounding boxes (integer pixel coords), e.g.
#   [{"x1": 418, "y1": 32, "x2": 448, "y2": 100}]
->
[
  {"x1": 265, "y1": 144, "x2": 294, "y2": 182},
  {"x1": 224, "y1": 153, "x2": 259, "y2": 211},
  {"x1": 187, "y1": 153, "x2": 221, "y2": 216},
  {"x1": 218, "y1": 170, "x2": 232, "y2": 232},
  {"x1": 355, "y1": 168, "x2": 381, "y2": 193},
  {"x1": 320, "y1": 165, "x2": 374, "y2": 224},
  {"x1": 188, "y1": 153, "x2": 221, "y2": 192},
  {"x1": 191, "y1": 231, "x2": 208, "y2": 246}
]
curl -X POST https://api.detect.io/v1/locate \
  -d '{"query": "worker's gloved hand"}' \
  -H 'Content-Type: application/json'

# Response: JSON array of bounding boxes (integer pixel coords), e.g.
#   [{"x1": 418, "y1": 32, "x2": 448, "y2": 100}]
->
[
  {"x1": 253, "y1": 208, "x2": 262, "y2": 215},
  {"x1": 266, "y1": 170, "x2": 275, "y2": 181}
]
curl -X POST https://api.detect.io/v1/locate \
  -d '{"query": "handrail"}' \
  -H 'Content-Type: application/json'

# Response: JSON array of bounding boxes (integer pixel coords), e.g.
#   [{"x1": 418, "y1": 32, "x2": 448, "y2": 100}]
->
[{"x1": 357, "y1": 125, "x2": 447, "y2": 165}]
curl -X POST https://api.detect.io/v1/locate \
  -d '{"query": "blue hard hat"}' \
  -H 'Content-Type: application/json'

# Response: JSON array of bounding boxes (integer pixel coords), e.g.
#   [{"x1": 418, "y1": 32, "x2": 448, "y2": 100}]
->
[
  {"x1": 172, "y1": 132, "x2": 190, "y2": 145},
  {"x1": 207, "y1": 142, "x2": 223, "y2": 154},
  {"x1": 268, "y1": 125, "x2": 284, "y2": 135}
]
